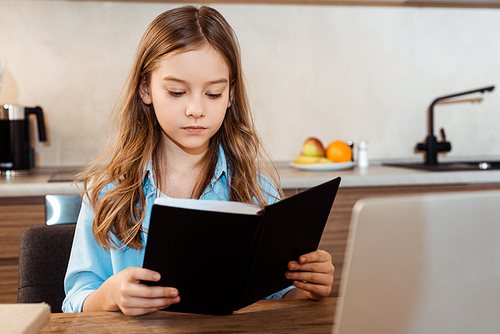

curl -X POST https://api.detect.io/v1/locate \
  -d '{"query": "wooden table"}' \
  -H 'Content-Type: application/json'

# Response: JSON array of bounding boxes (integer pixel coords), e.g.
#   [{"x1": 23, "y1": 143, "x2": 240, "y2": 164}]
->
[{"x1": 40, "y1": 298, "x2": 337, "y2": 333}]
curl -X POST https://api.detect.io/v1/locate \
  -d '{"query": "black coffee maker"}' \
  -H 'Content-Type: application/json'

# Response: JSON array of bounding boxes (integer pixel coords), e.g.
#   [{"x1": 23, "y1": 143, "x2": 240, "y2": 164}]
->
[{"x1": 0, "y1": 104, "x2": 47, "y2": 176}]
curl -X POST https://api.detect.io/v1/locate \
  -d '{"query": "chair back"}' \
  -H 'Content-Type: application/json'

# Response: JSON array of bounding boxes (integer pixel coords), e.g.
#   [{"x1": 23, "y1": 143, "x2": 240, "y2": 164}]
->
[
  {"x1": 45, "y1": 194, "x2": 82, "y2": 225},
  {"x1": 17, "y1": 224, "x2": 76, "y2": 313}
]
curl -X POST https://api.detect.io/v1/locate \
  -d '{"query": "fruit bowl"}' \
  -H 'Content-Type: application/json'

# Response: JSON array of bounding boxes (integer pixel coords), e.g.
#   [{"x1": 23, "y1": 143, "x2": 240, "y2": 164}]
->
[
  {"x1": 292, "y1": 137, "x2": 355, "y2": 171},
  {"x1": 290, "y1": 161, "x2": 355, "y2": 171}
]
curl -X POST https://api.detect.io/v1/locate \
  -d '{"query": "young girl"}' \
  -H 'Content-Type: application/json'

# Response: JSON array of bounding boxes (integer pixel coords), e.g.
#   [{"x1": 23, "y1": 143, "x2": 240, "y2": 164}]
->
[{"x1": 63, "y1": 5, "x2": 334, "y2": 316}]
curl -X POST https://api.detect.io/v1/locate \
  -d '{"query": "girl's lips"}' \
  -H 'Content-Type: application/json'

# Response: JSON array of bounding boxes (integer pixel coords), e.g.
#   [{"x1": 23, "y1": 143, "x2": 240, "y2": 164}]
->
[{"x1": 183, "y1": 126, "x2": 207, "y2": 134}]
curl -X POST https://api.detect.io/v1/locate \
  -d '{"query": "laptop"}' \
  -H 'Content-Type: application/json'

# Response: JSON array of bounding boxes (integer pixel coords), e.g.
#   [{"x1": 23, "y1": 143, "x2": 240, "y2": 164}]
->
[{"x1": 333, "y1": 190, "x2": 500, "y2": 334}]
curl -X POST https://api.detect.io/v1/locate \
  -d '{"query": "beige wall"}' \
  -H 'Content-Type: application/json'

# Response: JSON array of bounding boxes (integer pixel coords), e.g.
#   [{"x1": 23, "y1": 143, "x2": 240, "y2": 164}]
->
[{"x1": 0, "y1": 1, "x2": 499, "y2": 167}]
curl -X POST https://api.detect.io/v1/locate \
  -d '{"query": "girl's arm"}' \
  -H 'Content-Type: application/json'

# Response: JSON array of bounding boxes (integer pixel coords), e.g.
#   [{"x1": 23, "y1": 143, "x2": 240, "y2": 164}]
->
[
  {"x1": 63, "y1": 195, "x2": 114, "y2": 313},
  {"x1": 63, "y1": 191, "x2": 180, "y2": 315},
  {"x1": 284, "y1": 249, "x2": 335, "y2": 300}
]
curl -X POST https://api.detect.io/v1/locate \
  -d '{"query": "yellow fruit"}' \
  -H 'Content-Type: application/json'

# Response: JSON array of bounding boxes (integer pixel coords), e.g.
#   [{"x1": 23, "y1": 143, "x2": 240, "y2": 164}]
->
[
  {"x1": 318, "y1": 157, "x2": 334, "y2": 164},
  {"x1": 326, "y1": 140, "x2": 352, "y2": 162},
  {"x1": 293, "y1": 155, "x2": 333, "y2": 164},
  {"x1": 293, "y1": 156, "x2": 319, "y2": 164}
]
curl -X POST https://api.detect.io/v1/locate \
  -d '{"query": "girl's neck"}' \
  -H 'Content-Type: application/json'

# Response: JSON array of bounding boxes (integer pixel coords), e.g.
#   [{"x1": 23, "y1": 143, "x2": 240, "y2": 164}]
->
[{"x1": 154, "y1": 139, "x2": 207, "y2": 199}]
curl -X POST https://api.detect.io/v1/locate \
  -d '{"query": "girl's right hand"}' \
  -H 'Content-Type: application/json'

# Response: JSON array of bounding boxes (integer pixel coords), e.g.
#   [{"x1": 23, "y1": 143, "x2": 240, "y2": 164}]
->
[{"x1": 83, "y1": 267, "x2": 180, "y2": 316}]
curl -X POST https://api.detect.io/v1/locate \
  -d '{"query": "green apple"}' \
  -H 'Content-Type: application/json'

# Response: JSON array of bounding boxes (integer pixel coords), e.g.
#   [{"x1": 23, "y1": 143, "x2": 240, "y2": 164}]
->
[{"x1": 302, "y1": 137, "x2": 325, "y2": 157}]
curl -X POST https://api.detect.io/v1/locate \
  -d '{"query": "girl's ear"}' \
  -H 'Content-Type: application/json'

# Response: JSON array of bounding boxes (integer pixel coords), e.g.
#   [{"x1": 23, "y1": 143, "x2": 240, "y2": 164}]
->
[
  {"x1": 139, "y1": 80, "x2": 152, "y2": 105},
  {"x1": 227, "y1": 84, "x2": 235, "y2": 109}
]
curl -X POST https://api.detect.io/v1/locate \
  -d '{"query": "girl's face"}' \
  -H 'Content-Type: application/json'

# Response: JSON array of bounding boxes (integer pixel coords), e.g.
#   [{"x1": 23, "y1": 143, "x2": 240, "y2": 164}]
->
[{"x1": 140, "y1": 44, "x2": 232, "y2": 156}]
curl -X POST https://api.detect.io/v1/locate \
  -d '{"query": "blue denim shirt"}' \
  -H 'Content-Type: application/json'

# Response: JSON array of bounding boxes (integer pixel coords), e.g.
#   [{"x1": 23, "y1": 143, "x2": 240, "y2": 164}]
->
[{"x1": 62, "y1": 148, "x2": 294, "y2": 313}]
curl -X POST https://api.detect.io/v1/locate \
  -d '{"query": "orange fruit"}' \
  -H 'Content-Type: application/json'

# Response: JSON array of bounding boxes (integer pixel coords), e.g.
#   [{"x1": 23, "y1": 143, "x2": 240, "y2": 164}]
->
[{"x1": 326, "y1": 140, "x2": 352, "y2": 162}]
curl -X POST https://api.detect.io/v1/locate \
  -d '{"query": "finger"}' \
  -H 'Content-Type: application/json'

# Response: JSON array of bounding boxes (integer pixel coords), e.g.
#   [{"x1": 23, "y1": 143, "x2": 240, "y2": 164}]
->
[
  {"x1": 286, "y1": 271, "x2": 333, "y2": 286},
  {"x1": 288, "y1": 255, "x2": 334, "y2": 272},
  {"x1": 124, "y1": 284, "x2": 179, "y2": 299},
  {"x1": 288, "y1": 261, "x2": 334, "y2": 274},
  {"x1": 126, "y1": 267, "x2": 161, "y2": 283},
  {"x1": 121, "y1": 307, "x2": 161, "y2": 316},
  {"x1": 288, "y1": 261, "x2": 300, "y2": 270},
  {"x1": 121, "y1": 301, "x2": 180, "y2": 317},
  {"x1": 298, "y1": 249, "x2": 331, "y2": 264},
  {"x1": 121, "y1": 295, "x2": 181, "y2": 310},
  {"x1": 292, "y1": 281, "x2": 331, "y2": 300}
]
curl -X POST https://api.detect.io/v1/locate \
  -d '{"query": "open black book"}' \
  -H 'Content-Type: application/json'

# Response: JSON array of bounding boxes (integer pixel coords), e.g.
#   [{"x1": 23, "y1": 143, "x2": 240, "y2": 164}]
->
[{"x1": 142, "y1": 177, "x2": 341, "y2": 315}]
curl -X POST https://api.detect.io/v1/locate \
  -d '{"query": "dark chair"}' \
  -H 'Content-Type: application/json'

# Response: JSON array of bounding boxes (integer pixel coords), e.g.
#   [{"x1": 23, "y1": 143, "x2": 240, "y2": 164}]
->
[{"x1": 17, "y1": 224, "x2": 76, "y2": 313}]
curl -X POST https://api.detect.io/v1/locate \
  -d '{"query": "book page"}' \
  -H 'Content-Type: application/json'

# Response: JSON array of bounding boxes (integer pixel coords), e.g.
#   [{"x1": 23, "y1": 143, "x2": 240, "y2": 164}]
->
[{"x1": 154, "y1": 197, "x2": 262, "y2": 215}]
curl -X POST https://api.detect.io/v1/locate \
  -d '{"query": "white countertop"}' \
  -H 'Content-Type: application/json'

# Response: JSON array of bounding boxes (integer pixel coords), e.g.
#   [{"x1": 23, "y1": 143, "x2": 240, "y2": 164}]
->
[
  {"x1": 278, "y1": 163, "x2": 500, "y2": 189},
  {"x1": 2, "y1": 163, "x2": 500, "y2": 197},
  {"x1": 0, "y1": 171, "x2": 81, "y2": 197}
]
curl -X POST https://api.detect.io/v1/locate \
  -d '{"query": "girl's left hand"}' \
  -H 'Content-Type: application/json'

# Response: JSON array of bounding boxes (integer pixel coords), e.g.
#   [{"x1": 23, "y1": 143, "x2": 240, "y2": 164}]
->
[{"x1": 285, "y1": 249, "x2": 334, "y2": 300}]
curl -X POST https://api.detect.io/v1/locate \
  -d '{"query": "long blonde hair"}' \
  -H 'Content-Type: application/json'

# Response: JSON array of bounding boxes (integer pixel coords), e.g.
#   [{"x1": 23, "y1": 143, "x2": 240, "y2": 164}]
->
[{"x1": 78, "y1": 5, "x2": 282, "y2": 250}]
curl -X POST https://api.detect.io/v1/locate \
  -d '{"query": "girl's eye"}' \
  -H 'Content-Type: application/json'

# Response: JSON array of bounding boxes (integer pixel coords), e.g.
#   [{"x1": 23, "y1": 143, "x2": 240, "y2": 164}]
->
[
  {"x1": 207, "y1": 93, "x2": 222, "y2": 99},
  {"x1": 168, "y1": 91, "x2": 185, "y2": 97}
]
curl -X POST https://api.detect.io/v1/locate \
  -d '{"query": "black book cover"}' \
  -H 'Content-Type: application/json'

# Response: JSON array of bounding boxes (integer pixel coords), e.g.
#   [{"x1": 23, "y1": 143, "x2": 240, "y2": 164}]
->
[{"x1": 142, "y1": 177, "x2": 341, "y2": 315}]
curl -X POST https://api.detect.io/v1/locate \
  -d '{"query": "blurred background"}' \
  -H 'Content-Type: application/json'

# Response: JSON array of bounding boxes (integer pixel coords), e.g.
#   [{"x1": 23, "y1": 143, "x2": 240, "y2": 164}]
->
[{"x1": 0, "y1": 0, "x2": 499, "y2": 167}]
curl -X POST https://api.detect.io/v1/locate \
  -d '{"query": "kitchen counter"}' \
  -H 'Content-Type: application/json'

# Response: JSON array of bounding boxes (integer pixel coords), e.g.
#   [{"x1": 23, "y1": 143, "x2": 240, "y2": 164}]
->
[
  {"x1": 2, "y1": 162, "x2": 500, "y2": 197},
  {"x1": 278, "y1": 162, "x2": 500, "y2": 189},
  {"x1": 0, "y1": 167, "x2": 82, "y2": 197}
]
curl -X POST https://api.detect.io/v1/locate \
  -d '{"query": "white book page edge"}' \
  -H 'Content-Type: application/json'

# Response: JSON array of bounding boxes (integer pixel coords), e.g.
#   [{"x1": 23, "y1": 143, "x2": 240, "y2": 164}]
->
[{"x1": 154, "y1": 197, "x2": 261, "y2": 215}]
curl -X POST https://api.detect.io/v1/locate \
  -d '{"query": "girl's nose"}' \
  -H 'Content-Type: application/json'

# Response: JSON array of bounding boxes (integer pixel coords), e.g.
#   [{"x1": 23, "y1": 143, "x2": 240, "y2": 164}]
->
[{"x1": 186, "y1": 97, "x2": 205, "y2": 119}]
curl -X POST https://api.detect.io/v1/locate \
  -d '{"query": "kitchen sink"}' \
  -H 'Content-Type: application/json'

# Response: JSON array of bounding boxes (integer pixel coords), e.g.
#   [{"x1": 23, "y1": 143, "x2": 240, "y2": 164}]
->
[
  {"x1": 384, "y1": 160, "x2": 500, "y2": 171},
  {"x1": 48, "y1": 170, "x2": 80, "y2": 182}
]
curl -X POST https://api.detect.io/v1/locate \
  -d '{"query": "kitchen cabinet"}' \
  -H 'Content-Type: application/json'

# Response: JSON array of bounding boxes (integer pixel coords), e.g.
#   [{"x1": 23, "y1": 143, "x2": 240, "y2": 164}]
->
[{"x1": 0, "y1": 197, "x2": 45, "y2": 304}]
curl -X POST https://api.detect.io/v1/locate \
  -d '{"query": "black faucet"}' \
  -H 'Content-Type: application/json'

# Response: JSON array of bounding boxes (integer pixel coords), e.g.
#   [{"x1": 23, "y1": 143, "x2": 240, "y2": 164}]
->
[{"x1": 416, "y1": 85, "x2": 495, "y2": 165}]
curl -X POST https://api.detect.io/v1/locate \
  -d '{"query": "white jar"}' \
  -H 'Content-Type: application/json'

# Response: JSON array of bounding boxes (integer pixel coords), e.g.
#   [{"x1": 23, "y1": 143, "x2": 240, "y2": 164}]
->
[{"x1": 357, "y1": 140, "x2": 369, "y2": 168}]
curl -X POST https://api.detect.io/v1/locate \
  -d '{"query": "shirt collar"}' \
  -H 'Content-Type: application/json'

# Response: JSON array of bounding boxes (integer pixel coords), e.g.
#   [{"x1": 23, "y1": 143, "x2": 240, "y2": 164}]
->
[
  {"x1": 213, "y1": 145, "x2": 228, "y2": 183},
  {"x1": 143, "y1": 144, "x2": 228, "y2": 189}
]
